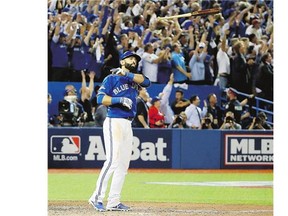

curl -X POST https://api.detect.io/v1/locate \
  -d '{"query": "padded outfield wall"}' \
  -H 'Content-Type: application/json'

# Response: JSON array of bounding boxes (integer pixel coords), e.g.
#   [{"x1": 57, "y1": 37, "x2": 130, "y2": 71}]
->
[
  {"x1": 48, "y1": 82, "x2": 272, "y2": 169},
  {"x1": 48, "y1": 128, "x2": 273, "y2": 169}
]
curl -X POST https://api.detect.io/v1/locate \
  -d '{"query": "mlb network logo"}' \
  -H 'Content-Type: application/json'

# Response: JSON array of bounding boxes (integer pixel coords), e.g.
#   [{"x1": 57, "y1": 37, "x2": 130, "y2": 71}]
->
[{"x1": 50, "y1": 135, "x2": 81, "y2": 154}]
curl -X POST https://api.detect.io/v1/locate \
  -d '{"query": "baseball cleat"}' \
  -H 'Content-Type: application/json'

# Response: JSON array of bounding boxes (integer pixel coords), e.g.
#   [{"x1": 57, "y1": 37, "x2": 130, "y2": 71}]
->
[
  {"x1": 106, "y1": 203, "x2": 130, "y2": 211},
  {"x1": 88, "y1": 199, "x2": 106, "y2": 212}
]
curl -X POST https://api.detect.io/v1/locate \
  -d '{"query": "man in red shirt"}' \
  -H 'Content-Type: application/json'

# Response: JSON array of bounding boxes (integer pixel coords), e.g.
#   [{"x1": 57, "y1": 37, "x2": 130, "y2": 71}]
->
[{"x1": 148, "y1": 97, "x2": 165, "y2": 128}]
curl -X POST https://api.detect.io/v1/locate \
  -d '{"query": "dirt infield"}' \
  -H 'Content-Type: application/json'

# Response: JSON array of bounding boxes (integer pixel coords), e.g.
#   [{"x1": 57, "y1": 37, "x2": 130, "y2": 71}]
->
[
  {"x1": 48, "y1": 201, "x2": 273, "y2": 216},
  {"x1": 48, "y1": 169, "x2": 273, "y2": 216},
  {"x1": 48, "y1": 168, "x2": 273, "y2": 174}
]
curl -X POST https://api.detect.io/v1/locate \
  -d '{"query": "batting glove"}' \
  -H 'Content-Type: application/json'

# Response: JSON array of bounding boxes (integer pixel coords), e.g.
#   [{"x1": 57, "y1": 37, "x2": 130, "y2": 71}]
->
[
  {"x1": 110, "y1": 68, "x2": 126, "y2": 76},
  {"x1": 120, "y1": 97, "x2": 133, "y2": 110}
]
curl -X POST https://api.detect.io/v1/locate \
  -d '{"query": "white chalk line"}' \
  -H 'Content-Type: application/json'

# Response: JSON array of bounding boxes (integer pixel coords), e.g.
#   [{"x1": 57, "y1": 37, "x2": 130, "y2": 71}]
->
[{"x1": 145, "y1": 181, "x2": 273, "y2": 187}]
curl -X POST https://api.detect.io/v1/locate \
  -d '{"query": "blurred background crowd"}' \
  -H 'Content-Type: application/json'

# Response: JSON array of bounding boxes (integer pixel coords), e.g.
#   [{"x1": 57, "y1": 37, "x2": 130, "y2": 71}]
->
[{"x1": 48, "y1": 0, "x2": 273, "y2": 130}]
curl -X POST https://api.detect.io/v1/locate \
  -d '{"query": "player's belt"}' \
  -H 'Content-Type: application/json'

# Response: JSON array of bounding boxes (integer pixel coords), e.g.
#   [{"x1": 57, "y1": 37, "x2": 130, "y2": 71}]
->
[
  {"x1": 123, "y1": 117, "x2": 134, "y2": 121},
  {"x1": 219, "y1": 73, "x2": 229, "y2": 77}
]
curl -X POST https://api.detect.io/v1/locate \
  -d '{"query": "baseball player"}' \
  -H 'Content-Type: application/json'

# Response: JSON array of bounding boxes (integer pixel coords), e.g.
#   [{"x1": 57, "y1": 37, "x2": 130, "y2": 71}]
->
[{"x1": 89, "y1": 51, "x2": 151, "y2": 211}]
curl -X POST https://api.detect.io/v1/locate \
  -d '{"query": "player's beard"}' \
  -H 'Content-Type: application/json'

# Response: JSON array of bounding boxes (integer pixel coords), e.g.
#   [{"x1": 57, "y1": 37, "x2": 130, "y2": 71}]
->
[{"x1": 124, "y1": 62, "x2": 137, "y2": 73}]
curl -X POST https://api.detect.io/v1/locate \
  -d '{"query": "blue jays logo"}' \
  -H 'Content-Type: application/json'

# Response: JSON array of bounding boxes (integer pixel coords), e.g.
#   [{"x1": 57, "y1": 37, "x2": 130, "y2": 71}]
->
[{"x1": 50, "y1": 136, "x2": 81, "y2": 154}]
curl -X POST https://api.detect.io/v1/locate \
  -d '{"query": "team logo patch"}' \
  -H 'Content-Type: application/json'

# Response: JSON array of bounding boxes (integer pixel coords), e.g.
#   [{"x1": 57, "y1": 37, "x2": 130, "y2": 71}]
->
[{"x1": 50, "y1": 136, "x2": 81, "y2": 154}]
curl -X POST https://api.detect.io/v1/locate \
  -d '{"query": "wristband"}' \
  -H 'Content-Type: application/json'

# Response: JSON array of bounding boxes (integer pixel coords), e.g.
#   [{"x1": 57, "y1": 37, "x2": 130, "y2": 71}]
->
[
  {"x1": 125, "y1": 72, "x2": 135, "y2": 81},
  {"x1": 140, "y1": 76, "x2": 151, "y2": 87},
  {"x1": 111, "y1": 97, "x2": 121, "y2": 105},
  {"x1": 97, "y1": 94, "x2": 105, "y2": 104}
]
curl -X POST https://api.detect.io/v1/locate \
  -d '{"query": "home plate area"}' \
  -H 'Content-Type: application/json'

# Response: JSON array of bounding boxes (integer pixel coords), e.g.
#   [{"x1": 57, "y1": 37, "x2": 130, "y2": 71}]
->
[{"x1": 48, "y1": 201, "x2": 273, "y2": 216}]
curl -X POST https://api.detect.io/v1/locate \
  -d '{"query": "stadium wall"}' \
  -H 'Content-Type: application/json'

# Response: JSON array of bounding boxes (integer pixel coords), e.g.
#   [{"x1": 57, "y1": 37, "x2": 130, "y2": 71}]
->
[{"x1": 48, "y1": 128, "x2": 273, "y2": 169}]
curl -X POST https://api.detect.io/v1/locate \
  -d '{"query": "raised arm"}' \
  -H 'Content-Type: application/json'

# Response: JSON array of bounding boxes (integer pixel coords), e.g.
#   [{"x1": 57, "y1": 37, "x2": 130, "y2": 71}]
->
[
  {"x1": 200, "y1": 31, "x2": 208, "y2": 43},
  {"x1": 84, "y1": 20, "x2": 97, "y2": 45},
  {"x1": 101, "y1": 16, "x2": 112, "y2": 36},
  {"x1": 57, "y1": 0, "x2": 63, "y2": 10},
  {"x1": 114, "y1": 14, "x2": 122, "y2": 35},
  {"x1": 188, "y1": 26, "x2": 195, "y2": 49},
  {"x1": 64, "y1": 15, "x2": 73, "y2": 34},
  {"x1": 237, "y1": 4, "x2": 253, "y2": 24},
  {"x1": 80, "y1": 70, "x2": 87, "y2": 102},
  {"x1": 160, "y1": 2, "x2": 173, "y2": 16},
  {"x1": 221, "y1": 30, "x2": 228, "y2": 51},
  {"x1": 228, "y1": 11, "x2": 238, "y2": 27},
  {"x1": 66, "y1": 22, "x2": 77, "y2": 45},
  {"x1": 172, "y1": 18, "x2": 183, "y2": 43},
  {"x1": 53, "y1": 15, "x2": 61, "y2": 40},
  {"x1": 112, "y1": 68, "x2": 151, "y2": 88},
  {"x1": 88, "y1": 71, "x2": 96, "y2": 99},
  {"x1": 160, "y1": 73, "x2": 174, "y2": 105},
  {"x1": 92, "y1": 0, "x2": 99, "y2": 15},
  {"x1": 150, "y1": 50, "x2": 166, "y2": 64},
  {"x1": 130, "y1": 73, "x2": 151, "y2": 87}
]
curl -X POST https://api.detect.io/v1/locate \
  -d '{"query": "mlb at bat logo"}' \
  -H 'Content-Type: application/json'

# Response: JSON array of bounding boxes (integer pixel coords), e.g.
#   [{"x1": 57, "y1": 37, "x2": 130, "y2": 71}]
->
[{"x1": 50, "y1": 135, "x2": 81, "y2": 154}]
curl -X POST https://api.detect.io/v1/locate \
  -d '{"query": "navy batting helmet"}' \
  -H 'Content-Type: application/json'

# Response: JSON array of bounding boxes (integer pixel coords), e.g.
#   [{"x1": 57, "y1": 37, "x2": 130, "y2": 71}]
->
[{"x1": 120, "y1": 51, "x2": 141, "y2": 63}]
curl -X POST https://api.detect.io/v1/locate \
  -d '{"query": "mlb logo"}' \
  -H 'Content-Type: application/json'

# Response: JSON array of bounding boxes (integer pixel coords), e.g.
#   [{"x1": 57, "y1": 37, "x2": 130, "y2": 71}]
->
[{"x1": 50, "y1": 135, "x2": 81, "y2": 154}]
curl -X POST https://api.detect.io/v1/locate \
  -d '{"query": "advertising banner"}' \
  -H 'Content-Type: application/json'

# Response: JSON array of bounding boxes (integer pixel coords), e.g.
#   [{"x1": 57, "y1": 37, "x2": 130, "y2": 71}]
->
[
  {"x1": 48, "y1": 128, "x2": 273, "y2": 169},
  {"x1": 48, "y1": 128, "x2": 172, "y2": 168},
  {"x1": 222, "y1": 132, "x2": 273, "y2": 168}
]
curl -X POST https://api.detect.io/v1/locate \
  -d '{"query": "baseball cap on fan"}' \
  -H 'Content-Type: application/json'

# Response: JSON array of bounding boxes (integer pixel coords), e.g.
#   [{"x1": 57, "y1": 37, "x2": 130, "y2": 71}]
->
[
  {"x1": 64, "y1": 84, "x2": 77, "y2": 96},
  {"x1": 120, "y1": 51, "x2": 141, "y2": 63},
  {"x1": 75, "y1": 34, "x2": 82, "y2": 40},
  {"x1": 59, "y1": 32, "x2": 68, "y2": 38},
  {"x1": 151, "y1": 96, "x2": 161, "y2": 104},
  {"x1": 225, "y1": 87, "x2": 237, "y2": 97},
  {"x1": 199, "y1": 42, "x2": 206, "y2": 48},
  {"x1": 252, "y1": 18, "x2": 260, "y2": 26}
]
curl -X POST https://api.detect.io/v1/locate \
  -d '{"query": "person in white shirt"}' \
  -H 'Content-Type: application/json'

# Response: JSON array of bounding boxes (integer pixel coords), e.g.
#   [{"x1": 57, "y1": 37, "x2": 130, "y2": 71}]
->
[
  {"x1": 189, "y1": 42, "x2": 207, "y2": 82},
  {"x1": 185, "y1": 95, "x2": 207, "y2": 129},
  {"x1": 245, "y1": 19, "x2": 262, "y2": 40},
  {"x1": 158, "y1": 74, "x2": 175, "y2": 125},
  {"x1": 141, "y1": 43, "x2": 166, "y2": 83},
  {"x1": 216, "y1": 30, "x2": 230, "y2": 90}
]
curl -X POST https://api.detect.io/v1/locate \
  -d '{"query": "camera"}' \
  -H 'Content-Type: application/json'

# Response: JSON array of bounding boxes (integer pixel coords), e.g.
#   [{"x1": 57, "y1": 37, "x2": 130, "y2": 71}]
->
[
  {"x1": 225, "y1": 116, "x2": 234, "y2": 123},
  {"x1": 175, "y1": 115, "x2": 184, "y2": 124},
  {"x1": 204, "y1": 117, "x2": 212, "y2": 125},
  {"x1": 49, "y1": 115, "x2": 62, "y2": 126},
  {"x1": 58, "y1": 100, "x2": 79, "y2": 126},
  {"x1": 171, "y1": 113, "x2": 186, "y2": 128},
  {"x1": 255, "y1": 117, "x2": 262, "y2": 124}
]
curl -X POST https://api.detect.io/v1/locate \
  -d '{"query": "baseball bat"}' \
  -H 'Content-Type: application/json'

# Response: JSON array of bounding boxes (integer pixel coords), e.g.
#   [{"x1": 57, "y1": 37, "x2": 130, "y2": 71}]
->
[{"x1": 158, "y1": 8, "x2": 221, "y2": 20}]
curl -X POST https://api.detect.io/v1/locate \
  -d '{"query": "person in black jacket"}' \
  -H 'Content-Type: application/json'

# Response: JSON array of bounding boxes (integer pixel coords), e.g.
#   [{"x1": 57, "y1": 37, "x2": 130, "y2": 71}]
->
[
  {"x1": 255, "y1": 52, "x2": 273, "y2": 101},
  {"x1": 224, "y1": 88, "x2": 251, "y2": 127},
  {"x1": 132, "y1": 88, "x2": 150, "y2": 128},
  {"x1": 230, "y1": 41, "x2": 254, "y2": 94},
  {"x1": 101, "y1": 18, "x2": 121, "y2": 81},
  {"x1": 206, "y1": 93, "x2": 223, "y2": 129}
]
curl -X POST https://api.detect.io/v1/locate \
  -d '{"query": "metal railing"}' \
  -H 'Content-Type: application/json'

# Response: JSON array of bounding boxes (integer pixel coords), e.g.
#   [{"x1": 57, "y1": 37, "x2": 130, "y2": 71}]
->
[{"x1": 220, "y1": 88, "x2": 273, "y2": 126}]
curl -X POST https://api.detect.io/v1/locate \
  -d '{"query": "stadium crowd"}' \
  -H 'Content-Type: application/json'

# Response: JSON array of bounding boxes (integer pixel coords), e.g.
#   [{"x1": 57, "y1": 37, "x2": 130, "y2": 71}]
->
[{"x1": 48, "y1": 0, "x2": 273, "y2": 130}]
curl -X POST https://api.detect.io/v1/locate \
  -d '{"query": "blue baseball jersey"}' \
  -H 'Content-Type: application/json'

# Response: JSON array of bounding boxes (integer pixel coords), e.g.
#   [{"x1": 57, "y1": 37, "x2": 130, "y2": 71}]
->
[
  {"x1": 71, "y1": 43, "x2": 89, "y2": 70},
  {"x1": 98, "y1": 74, "x2": 140, "y2": 118},
  {"x1": 50, "y1": 40, "x2": 69, "y2": 68}
]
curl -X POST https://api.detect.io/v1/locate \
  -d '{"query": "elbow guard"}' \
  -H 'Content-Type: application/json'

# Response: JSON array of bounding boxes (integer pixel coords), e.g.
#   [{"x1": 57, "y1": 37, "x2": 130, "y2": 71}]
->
[{"x1": 140, "y1": 76, "x2": 151, "y2": 87}]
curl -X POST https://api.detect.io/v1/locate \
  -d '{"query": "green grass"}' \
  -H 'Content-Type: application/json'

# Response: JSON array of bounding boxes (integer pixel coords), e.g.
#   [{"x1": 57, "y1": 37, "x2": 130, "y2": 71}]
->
[{"x1": 48, "y1": 171, "x2": 273, "y2": 205}]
